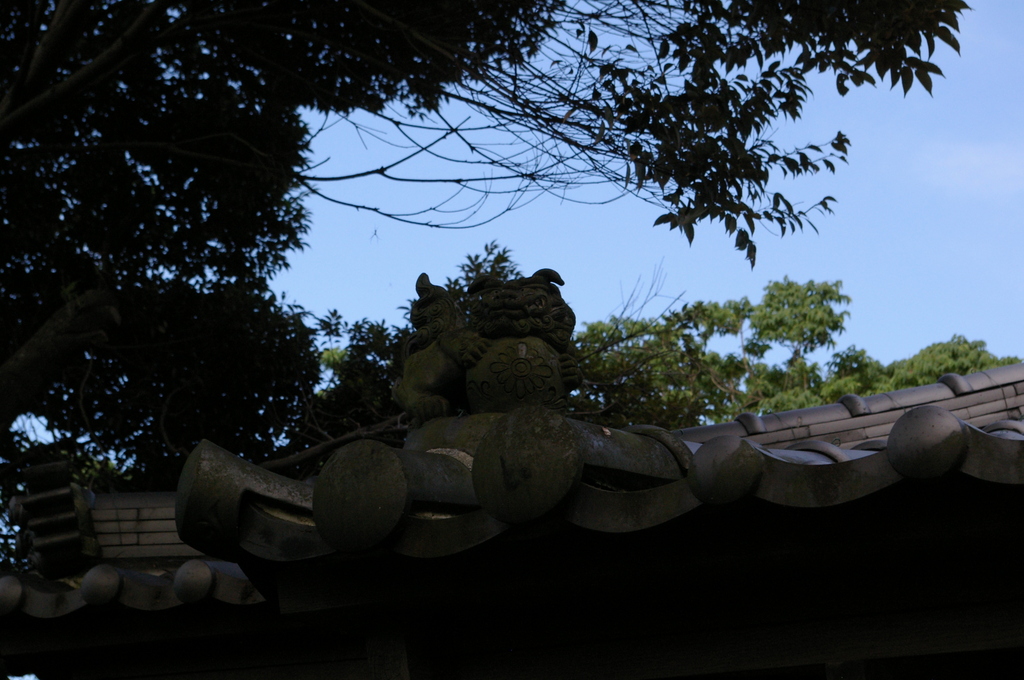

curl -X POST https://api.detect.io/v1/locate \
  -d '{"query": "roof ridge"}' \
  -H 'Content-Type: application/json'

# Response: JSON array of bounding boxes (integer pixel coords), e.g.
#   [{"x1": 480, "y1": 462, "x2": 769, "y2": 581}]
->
[{"x1": 674, "y1": 362, "x2": 1024, "y2": 446}]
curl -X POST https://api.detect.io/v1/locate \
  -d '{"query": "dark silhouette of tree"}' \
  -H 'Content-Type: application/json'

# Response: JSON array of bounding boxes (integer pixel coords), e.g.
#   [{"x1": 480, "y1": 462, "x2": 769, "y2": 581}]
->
[{"x1": 0, "y1": 0, "x2": 554, "y2": 493}]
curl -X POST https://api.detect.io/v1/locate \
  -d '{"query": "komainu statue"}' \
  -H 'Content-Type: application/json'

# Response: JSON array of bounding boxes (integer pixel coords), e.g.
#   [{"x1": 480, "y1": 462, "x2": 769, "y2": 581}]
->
[{"x1": 393, "y1": 268, "x2": 582, "y2": 424}]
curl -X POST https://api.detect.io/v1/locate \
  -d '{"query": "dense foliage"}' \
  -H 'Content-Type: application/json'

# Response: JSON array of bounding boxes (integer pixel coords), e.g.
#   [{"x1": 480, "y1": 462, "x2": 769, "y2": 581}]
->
[
  {"x1": 574, "y1": 281, "x2": 1019, "y2": 429},
  {"x1": 0, "y1": 0, "x2": 555, "y2": 492}
]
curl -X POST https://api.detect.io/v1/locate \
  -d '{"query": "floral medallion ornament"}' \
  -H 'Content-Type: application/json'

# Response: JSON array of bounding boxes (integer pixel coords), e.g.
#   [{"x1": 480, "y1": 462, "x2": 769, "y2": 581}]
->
[
  {"x1": 493, "y1": 343, "x2": 553, "y2": 398},
  {"x1": 467, "y1": 337, "x2": 564, "y2": 413}
]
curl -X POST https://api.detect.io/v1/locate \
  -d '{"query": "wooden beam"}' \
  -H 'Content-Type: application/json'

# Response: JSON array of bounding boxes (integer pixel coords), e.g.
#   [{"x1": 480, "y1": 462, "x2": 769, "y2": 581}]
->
[
  {"x1": 449, "y1": 600, "x2": 1024, "y2": 680},
  {"x1": 826, "y1": 661, "x2": 865, "y2": 680},
  {"x1": 367, "y1": 628, "x2": 411, "y2": 680}
]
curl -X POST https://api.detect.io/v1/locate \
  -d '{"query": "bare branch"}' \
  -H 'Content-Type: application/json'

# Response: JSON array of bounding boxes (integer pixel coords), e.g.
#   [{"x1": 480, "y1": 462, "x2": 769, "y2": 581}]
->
[{"x1": 259, "y1": 414, "x2": 407, "y2": 473}]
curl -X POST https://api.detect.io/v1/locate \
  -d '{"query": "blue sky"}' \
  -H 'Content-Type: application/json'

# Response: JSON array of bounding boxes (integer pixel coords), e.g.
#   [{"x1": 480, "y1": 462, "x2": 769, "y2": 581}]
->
[{"x1": 272, "y1": 0, "x2": 1022, "y2": 367}]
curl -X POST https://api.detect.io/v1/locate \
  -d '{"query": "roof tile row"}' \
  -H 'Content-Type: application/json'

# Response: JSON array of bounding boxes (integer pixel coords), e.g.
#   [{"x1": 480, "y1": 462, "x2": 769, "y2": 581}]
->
[
  {"x1": 5, "y1": 364, "x2": 1023, "y2": 619},
  {"x1": 0, "y1": 559, "x2": 264, "y2": 619},
  {"x1": 676, "y1": 364, "x2": 1024, "y2": 447}
]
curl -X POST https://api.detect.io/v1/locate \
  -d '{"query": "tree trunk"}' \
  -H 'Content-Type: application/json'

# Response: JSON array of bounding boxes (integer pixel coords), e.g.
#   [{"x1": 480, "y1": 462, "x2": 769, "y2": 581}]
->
[{"x1": 0, "y1": 289, "x2": 120, "y2": 433}]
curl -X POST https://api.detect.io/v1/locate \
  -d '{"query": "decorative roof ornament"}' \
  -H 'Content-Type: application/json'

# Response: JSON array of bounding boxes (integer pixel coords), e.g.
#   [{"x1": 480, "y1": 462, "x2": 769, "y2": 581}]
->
[
  {"x1": 169, "y1": 272, "x2": 1024, "y2": 566},
  {"x1": 393, "y1": 269, "x2": 581, "y2": 423},
  {"x1": 177, "y1": 269, "x2": 680, "y2": 556}
]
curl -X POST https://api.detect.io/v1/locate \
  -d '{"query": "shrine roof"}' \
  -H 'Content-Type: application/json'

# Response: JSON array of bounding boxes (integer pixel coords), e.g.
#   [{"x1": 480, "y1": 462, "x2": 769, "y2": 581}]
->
[
  {"x1": 674, "y1": 362, "x2": 1024, "y2": 447},
  {"x1": 3, "y1": 364, "x2": 1024, "y2": 620},
  {"x1": 0, "y1": 557, "x2": 263, "y2": 619},
  {"x1": 2, "y1": 473, "x2": 264, "y2": 619}
]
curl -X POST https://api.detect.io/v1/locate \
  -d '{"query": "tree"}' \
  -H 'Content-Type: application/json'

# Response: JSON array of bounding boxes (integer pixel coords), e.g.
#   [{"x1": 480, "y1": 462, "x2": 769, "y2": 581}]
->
[
  {"x1": 326, "y1": 0, "x2": 970, "y2": 262},
  {"x1": 574, "y1": 278, "x2": 1019, "y2": 429},
  {"x1": 0, "y1": 1, "x2": 553, "y2": 488},
  {"x1": 0, "y1": 1, "x2": 972, "y2": 555}
]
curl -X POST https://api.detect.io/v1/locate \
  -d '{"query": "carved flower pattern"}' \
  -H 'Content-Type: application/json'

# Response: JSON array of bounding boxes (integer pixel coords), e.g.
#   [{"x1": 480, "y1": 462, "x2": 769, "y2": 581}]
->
[{"x1": 491, "y1": 344, "x2": 554, "y2": 399}]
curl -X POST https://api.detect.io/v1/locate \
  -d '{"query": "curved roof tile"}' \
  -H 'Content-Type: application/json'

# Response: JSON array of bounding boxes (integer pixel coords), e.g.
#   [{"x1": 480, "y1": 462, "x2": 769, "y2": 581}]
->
[
  {"x1": 173, "y1": 365, "x2": 1024, "y2": 564},
  {"x1": 674, "y1": 364, "x2": 1024, "y2": 447},
  {"x1": 0, "y1": 559, "x2": 264, "y2": 619}
]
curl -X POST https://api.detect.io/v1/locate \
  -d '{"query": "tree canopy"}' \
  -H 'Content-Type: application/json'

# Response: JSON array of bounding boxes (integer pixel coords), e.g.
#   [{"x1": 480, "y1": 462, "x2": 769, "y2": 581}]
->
[
  {"x1": 573, "y1": 280, "x2": 1019, "y2": 429},
  {"x1": 0, "y1": 0, "x2": 976, "y2": 558},
  {"x1": 0, "y1": 0, "x2": 555, "y2": 492},
  {"x1": 318, "y1": 0, "x2": 970, "y2": 261}
]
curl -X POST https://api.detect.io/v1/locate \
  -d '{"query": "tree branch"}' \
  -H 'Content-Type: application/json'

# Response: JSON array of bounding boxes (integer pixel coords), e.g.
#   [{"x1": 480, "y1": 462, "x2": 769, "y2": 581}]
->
[
  {"x1": 0, "y1": 0, "x2": 178, "y2": 140},
  {"x1": 0, "y1": 290, "x2": 120, "y2": 433},
  {"x1": 259, "y1": 414, "x2": 406, "y2": 473},
  {"x1": 0, "y1": 438, "x2": 80, "y2": 480}
]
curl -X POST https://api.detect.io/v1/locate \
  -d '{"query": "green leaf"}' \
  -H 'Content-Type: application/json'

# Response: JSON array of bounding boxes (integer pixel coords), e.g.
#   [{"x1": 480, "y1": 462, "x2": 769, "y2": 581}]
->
[
  {"x1": 735, "y1": 229, "x2": 750, "y2": 250},
  {"x1": 916, "y1": 69, "x2": 933, "y2": 94},
  {"x1": 682, "y1": 221, "x2": 695, "y2": 244},
  {"x1": 836, "y1": 73, "x2": 849, "y2": 96},
  {"x1": 936, "y1": 25, "x2": 961, "y2": 53}
]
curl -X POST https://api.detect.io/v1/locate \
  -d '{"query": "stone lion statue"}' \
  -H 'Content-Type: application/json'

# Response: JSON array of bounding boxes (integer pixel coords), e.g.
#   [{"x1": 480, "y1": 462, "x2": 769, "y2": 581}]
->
[{"x1": 393, "y1": 269, "x2": 582, "y2": 425}]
